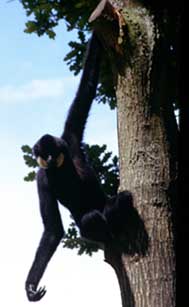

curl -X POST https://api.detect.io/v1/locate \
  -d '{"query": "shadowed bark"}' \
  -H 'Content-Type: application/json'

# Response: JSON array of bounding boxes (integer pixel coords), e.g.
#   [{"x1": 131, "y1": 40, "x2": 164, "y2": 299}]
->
[{"x1": 101, "y1": 1, "x2": 177, "y2": 306}]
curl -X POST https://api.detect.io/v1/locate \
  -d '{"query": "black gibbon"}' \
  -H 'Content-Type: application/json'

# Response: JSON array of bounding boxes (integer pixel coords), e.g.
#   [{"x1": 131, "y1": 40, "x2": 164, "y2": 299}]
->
[{"x1": 25, "y1": 32, "x2": 132, "y2": 302}]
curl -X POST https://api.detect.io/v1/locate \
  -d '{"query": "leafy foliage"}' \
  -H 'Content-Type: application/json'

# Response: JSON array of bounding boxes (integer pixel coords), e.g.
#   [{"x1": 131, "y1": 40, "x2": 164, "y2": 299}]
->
[
  {"x1": 22, "y1": 145, "x2": 38, "y2": 181},
  {"x1": 84, "y1": 144, "x2": 119, "y2": 197},
  {"x1": 62, "y1": 222, "x2": 100, "y2": 256},
  {"x1": 18, "y1": 0, "x2": 180, "y2": 110},
  {"x1": 21, "y1": 143, "x2": 119, "y2": 255},
  {"x1": 20, "y1": 0, "x2": 98, "y2": 36},
  {"x1": 19, "y1": 0, "x2": 116, "y2": 108}
]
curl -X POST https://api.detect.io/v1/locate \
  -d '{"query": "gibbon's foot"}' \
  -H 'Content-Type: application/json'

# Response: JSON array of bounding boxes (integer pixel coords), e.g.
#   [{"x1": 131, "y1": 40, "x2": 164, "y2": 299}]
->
[
  {"x1": 104, "y1": 190, "x2": 133, "y2": 237},
  {"x1": 105, "y1": 191, "x2": 149, "y2": 256}
]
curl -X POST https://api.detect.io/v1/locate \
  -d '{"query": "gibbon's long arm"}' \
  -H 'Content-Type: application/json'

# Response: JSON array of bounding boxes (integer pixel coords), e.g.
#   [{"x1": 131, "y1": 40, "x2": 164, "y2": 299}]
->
[
  {"x1": 62, "y1": 32, "x2": 102, "y2": 145},
  {"x1": 25, "y1": 32, "x2": 103, "y2": 302},
  {"x1": 25, "y1": 170, "x2": 65, "y2": 301}
]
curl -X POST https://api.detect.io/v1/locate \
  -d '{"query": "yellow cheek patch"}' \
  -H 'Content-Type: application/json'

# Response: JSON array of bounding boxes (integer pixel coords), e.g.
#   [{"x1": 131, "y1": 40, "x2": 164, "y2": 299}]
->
[
  {"x1": 56, "y1": 153, "x2": 64, "y2": 168},
  {"x1": 37, "y1": 157, "x2": 48, "y2": 169}
]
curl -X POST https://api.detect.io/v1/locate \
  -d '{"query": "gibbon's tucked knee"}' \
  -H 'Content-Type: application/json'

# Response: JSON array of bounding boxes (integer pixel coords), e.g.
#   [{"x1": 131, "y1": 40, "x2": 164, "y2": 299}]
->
[{"x1": 80, "y1": 210, "x2": 112, "y2": 243}]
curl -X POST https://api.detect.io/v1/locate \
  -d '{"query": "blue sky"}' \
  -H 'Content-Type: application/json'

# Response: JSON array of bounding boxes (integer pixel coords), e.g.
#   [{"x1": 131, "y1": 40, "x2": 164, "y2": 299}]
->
[{"x1": 0, "y1": 1, "x2": 120, "y2": 306}]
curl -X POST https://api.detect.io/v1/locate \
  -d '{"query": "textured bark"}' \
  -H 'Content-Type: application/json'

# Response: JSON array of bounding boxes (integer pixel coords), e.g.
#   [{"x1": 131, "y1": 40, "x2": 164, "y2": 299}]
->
[{"x1": 104, "y1": 1, "x2": 177, "y2": 307}]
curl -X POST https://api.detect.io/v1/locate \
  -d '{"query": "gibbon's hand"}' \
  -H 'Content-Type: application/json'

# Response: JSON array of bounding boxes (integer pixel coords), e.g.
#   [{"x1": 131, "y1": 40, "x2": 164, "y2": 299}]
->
[{"x1": 26, "y1": 283, "x2": 46, "y2": 302}]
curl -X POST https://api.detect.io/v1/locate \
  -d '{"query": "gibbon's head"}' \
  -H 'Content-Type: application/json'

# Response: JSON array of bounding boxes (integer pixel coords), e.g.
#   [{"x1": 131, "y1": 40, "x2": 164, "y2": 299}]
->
[{"x1": 33, "y1": 134, "x2": 66, "y2": 169}]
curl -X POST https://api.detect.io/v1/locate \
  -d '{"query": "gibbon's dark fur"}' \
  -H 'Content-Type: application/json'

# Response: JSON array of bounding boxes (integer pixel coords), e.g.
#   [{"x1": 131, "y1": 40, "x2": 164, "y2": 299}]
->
[{"x1": 25, "y1": 32, "x2": 132, "y2": 302}]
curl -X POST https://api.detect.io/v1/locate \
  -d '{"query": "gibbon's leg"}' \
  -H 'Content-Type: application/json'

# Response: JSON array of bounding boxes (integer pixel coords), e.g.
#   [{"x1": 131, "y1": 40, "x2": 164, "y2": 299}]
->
[
  {"x1": 105, "y1": 191, "x2": 149, "y2": 256},
  {"x1": 80, "y1": 210, "x2": 113, "y2": 243},
  {"x1": 104, "y1": 191, "x2": 133, "y2": 237}
]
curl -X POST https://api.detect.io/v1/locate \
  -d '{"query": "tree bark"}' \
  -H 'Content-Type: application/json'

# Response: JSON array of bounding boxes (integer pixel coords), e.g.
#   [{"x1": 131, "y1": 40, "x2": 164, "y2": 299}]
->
[{"x1": 104, "y1": 1, "x2": 177, "y2": 306}]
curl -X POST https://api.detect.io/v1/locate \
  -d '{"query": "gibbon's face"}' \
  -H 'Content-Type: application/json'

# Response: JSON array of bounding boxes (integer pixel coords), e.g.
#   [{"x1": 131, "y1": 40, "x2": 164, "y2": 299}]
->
[{"x1": 33, "y1": 134, "x2": 66, "y2": 169}]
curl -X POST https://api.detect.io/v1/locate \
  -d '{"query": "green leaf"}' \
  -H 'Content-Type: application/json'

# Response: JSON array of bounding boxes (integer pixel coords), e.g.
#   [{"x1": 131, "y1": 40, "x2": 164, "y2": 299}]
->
[
  {"x1": 21, "y1": 145, "x2": 32, "y2": 154},
  {"x1": 24, "y1": 21, "x2": 38, "y2": 34},
  {"x1": 24, "y1": 171, "x2": 36, "y2": 182},
  {"x1": 46, "y1": 29, "x2": 56, "y2": 39}
]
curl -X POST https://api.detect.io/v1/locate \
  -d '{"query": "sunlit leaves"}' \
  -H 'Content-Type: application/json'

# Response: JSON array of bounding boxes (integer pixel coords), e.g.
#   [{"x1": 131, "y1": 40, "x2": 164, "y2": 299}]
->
[
  {"x1": 20, "y1": 0, "x2": 96, "y2": 37},
  {"x1": 84, "y1": 144, "x2": 119, "y2": 197},
  {"x1": 62, "y1": 222, "x2": 100, "y2": 256},
  {"x1": 19, "y1": 0, "x2": 116, "y2": 108}
]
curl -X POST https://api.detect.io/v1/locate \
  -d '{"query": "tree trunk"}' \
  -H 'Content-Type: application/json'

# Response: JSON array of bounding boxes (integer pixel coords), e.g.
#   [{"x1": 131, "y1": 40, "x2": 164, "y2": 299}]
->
[{"x1": 104, "y1": 2, "x2": 177, "y2": 307}]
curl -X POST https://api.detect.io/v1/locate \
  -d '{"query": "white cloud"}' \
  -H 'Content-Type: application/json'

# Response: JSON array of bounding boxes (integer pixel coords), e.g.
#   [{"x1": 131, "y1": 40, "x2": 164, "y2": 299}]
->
[{"x1": 0, "y1": 77, "x2": 79, "y2": 104}]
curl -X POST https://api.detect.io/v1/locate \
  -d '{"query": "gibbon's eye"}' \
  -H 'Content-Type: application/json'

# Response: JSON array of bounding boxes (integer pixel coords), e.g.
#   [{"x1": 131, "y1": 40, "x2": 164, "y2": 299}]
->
[
  {"x1": 37, "y1": 157, "x2": 48, "y2": 169},
  {"x1": 56, "y1": 153, "x2": 64, "y2": 168}
]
